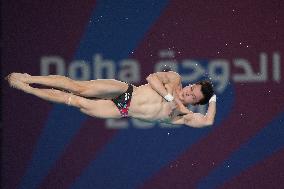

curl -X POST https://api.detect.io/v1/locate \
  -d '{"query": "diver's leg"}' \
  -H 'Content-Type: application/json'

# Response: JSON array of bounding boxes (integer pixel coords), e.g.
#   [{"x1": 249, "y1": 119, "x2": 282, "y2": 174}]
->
[
  {"x1": 9, "y1": 79, "x2": 83, "y2": 107},
  {"x1": 8, "y1": 78, "x2": 121, "y2": 118},
  {"x1": 7, "y1": 73, "x2": 129, "y2": 99}
]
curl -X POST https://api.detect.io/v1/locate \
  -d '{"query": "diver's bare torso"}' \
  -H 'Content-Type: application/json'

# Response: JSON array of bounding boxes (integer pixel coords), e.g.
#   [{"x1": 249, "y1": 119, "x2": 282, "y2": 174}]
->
[{"x1": 128, "y1": 84, "x2": 177, "y2": 122}]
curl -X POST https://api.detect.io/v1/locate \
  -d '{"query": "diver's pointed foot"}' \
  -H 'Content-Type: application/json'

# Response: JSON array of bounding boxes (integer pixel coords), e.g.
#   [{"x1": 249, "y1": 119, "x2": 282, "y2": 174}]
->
[
  {"x1": 7, "y1": 73, "x2": 30, "y2": 90},
  {"x1": 7, "y1": 72, "x2": 31, "y2": 84}
]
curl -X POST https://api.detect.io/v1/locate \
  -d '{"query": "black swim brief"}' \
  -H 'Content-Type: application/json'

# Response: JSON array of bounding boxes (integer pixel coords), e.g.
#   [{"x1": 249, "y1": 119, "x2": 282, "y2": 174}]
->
[{"x1": 112, "y1": 84, "x2": 133, "y2": 117}]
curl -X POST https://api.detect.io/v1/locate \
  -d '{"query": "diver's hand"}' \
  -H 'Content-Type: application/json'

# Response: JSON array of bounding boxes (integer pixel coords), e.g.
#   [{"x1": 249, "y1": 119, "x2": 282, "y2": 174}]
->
[
  {"x1": 177, "y1": 104, "x2": 191, "y2": 116},
  {"x1": 174, "y1": 97, "x2": 191, "y2": 115}
]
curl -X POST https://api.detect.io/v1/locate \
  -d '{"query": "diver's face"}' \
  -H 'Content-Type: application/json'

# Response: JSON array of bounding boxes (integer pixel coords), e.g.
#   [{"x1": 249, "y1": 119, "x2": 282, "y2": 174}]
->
[{"x1": 181, "y1": 84, "x2": 204, "y2": 105}]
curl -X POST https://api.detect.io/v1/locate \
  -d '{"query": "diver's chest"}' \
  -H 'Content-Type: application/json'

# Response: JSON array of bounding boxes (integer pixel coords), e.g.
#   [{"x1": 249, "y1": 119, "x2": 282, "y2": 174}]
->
[{"x1": 157, "y1": 102, "x2": 177, "y2": 119}]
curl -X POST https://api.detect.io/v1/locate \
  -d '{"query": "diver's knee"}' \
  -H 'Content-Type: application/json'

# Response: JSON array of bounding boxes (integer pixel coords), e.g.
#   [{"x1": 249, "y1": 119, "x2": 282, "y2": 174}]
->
[{"x1": 77, "y1": 87, "x2": 93, "y2": 96}]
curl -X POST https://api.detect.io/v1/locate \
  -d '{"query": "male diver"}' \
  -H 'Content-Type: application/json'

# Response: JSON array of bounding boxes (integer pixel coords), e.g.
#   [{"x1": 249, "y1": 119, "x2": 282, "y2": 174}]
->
[{"x1": 7, "y1": 71, "x2": 216, "y2": 128}]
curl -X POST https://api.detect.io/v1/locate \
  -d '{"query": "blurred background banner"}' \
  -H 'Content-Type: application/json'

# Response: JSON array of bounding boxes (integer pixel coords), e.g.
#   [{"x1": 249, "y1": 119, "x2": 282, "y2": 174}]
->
[{"x1": 2, "y1": 1, "x2": 284, "y2": 189}]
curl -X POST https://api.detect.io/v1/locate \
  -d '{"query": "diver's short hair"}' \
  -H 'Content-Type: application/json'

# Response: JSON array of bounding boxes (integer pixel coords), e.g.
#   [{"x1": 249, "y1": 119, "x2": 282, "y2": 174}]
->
[{"x1": 195, "y1": 80, "x2": 214, "y2": 105}]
